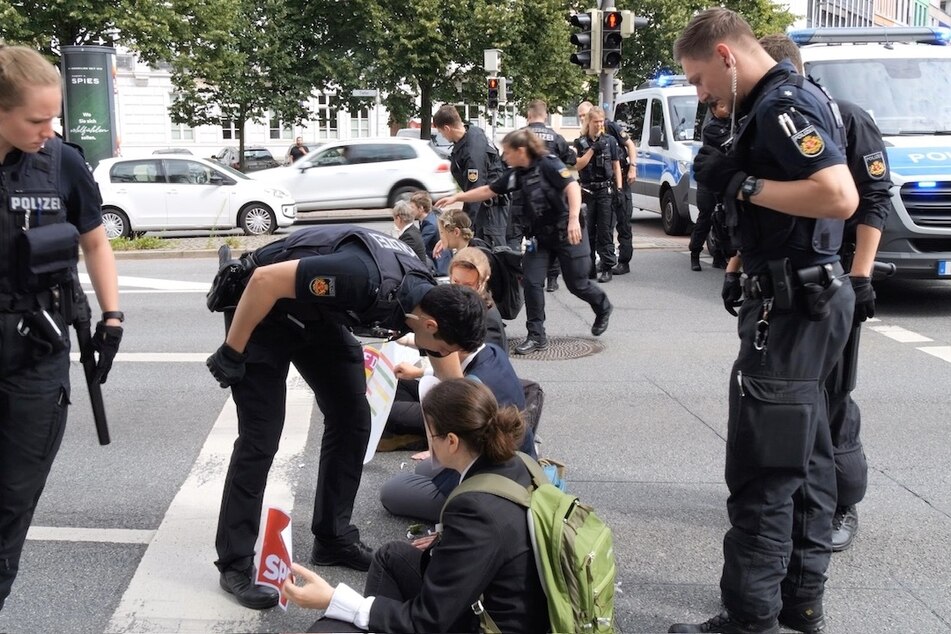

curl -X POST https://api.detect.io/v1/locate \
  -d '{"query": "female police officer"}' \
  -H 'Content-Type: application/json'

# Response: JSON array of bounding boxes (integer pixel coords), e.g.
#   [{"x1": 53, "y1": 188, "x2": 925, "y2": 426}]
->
[
  {"x1": 0, "y1": 46, "x2": 122, "y2": 611},
  {"x1": 435, "y1": 129, "x2": 612, "y2": 355}
]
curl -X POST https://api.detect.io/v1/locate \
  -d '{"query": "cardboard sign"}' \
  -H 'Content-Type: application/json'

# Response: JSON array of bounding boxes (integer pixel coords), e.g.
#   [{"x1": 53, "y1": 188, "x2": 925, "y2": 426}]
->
[
  {"x1": 363, "y1": 341, "x2": 420, "y2": 464},
  {"x1": 255, "y1": 506, "x2": 293, "y2": 610}
]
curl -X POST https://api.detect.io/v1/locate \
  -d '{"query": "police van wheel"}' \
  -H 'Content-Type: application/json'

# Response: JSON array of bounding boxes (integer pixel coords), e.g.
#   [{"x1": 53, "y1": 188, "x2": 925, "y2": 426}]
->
[
  {"x1": 388, "y1": 186, "x2": 422, "y2": 208},
  {"x1": 102, "y1": 208, "x2": 132, "y2": 240},
  {"x1": 661, "y1": 190, "x2": 688, "y2": 236},
  {"x1": 239, "y1": 203, "x2": 276, "y2": 236}
]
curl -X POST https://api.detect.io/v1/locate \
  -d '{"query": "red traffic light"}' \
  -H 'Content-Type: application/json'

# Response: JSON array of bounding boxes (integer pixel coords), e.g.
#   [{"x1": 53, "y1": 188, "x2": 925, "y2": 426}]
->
[
  {"x1": 487, "y1": 78, "x2": 499, "y2": 90},
  {"x1": 603, "y1": 11, "x2": 621, "y2": 30}
]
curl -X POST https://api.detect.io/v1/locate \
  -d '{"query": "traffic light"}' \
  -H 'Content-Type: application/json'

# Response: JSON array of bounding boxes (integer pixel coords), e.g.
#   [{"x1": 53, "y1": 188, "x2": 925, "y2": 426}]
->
[
  {"x1": 569, "y1": 10, "x2": 602, "y2": 73},
  {"x1": 497, "y1": 77, "x2": 508, "y2": 104},
  {"x1": 602, "y1": 10, "x2": 623, "y2": 69},
  {"x1": 487, "y1": 77, "x2": 500, "y2": 110}
]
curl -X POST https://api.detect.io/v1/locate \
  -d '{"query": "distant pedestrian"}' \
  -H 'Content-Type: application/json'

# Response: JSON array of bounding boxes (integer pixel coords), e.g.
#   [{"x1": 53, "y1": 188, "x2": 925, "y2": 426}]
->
[{"x1": 288, "y1": 136, "x2": 309, "y2": 163}]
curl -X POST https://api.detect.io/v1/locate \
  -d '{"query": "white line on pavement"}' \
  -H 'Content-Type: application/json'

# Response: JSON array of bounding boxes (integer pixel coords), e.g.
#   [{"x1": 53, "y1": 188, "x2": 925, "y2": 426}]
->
[
  {"x1": 79, "y1": 272, "x2": 210, "y2": 292},
  {"x1": 918, "y1": 346, "x2": 951, "y2": 364},
  {"x1": 69, "y1": 353, "x2": 211, "y2": 363},
  {"x1": 867, "y1": 324, "x2": 935, "y2": 344},
  {"x1": 105, "y1": 370, "x2": 314, "y2": 633},
  {"x1": 26, "y1": 526, "x2": 155, "y2": 544}
]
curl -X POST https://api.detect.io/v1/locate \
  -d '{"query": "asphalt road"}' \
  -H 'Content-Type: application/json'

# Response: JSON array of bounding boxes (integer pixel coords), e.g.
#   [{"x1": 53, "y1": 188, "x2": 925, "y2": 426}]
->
[{"x1": 2, "y1": 216, "x2": 950, "y2": 633}]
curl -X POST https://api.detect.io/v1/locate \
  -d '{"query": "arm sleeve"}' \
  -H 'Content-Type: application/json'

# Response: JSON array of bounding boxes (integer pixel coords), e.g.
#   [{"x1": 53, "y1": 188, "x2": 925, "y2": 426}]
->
[
  {"x1": 488, "y1": 167, "x2": 517, "y2": 195},
  {"x1": 555, "y1": 135, "x2": 576, "y2": 166},
  {"x1": 61, "y1": 144, "x2": 105, "y2": 234},
  {"x1": 324, "y1": 583, "x2": 375, "y2": 629},
  {"x1": 843, "y1": 104, "x2": 893, "y2": 232}
]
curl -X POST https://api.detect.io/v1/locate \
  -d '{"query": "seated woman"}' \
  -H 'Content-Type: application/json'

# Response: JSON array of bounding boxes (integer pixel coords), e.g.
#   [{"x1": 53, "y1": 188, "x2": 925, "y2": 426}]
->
[
  {"x1": 431, "y1": 208, "x2": 486, "y2": 275},
  {"x1": 283, "y1": 379, "x2": 550, "y2": 634},
  {"x1": 391, "y1": 199, "x2": 428, "y2": 263}
]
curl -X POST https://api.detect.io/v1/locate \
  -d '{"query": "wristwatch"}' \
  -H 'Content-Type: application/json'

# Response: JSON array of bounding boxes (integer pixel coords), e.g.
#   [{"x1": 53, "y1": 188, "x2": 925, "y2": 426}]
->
[
  {"x1": 102, "y1": 311, "x2": 125, "y2": 323},
  {"x1": 740, "y1": 176, "x2": 761, "y2": 202}
]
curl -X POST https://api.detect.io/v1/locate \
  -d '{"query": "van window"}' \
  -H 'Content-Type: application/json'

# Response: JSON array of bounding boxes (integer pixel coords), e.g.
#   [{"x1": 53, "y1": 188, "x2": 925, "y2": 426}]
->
[
  {"x1": 669, "y1": 96, "x2": 699, "y2": 141},
  {"x1": 616, "y1": 98, "x2": 647, "y2": 143},
  {"x1": 648, "y1": 98, "x2": 666, "y2": 146}
]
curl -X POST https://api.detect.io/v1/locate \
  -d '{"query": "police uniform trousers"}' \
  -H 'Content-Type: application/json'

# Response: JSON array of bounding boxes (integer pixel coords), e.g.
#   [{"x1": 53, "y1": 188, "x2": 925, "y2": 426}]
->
[
  {"x1": 824, "y1": 326, "x2": 868, "y2": 507},
  {"x1": 720, "y1": 280, "x2": 854, "y2": 624},
  {"x1": 522, "y1": 230, "x2": 609, "y2": 341},
  {"x1": 689, "y1": 187, "x2": 717, "y2": 255},
  {"x1": 614, "y1": 181, "x2": 634, "y2": 266},
  {"x1": 215, "y1": 313, "x2": 370, "y2": 574},
  {"x1": 0, "y1": 314, "x2": 70, "y2": 608},
  {"x1": 582, "y1": 187, "x2": 617, "y2": 272},
  {"x1": 473, "y1": 201, "x2": 509, "y2": 250}
]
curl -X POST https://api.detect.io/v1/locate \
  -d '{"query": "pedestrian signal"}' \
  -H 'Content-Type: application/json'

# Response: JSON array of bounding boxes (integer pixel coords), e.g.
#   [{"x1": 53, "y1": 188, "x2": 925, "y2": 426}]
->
[
  {"x1": 487, "y1": 77, "x2": 500, "y2": 110},
  {"x1": 602, "y1": 10, "x2": 623, "y2": 69}
]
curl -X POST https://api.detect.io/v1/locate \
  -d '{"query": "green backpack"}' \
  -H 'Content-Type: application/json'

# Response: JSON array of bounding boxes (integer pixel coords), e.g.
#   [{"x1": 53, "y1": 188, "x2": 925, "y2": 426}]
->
[{"x1": 442, "y1": 452, "x2": 617, "y2": 634}]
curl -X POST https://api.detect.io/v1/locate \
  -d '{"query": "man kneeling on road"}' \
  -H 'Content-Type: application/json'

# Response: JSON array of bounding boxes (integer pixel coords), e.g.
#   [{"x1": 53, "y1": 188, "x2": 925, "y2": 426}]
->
[{"x1": 205, "y1": 225, "x2": 486, "y2": 609}]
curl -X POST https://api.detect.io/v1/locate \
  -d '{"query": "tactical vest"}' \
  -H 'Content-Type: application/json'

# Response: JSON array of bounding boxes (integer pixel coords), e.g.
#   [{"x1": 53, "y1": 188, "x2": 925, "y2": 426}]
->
[
  {"x1": 0, "y1": 137, "x2": 75, "y2": 297},
  {"x1": 730, "y1": 68, "x2": 846, "y2": 264},
  {"x1": 522, "y1": 157, "x2": 571, "y2": 245},
  {"x1": 579, "y1": 136, "x2": 614, "y2": 184},
  {"x1": 251, "y1": 225, "x2": 434, "y2": 328}
]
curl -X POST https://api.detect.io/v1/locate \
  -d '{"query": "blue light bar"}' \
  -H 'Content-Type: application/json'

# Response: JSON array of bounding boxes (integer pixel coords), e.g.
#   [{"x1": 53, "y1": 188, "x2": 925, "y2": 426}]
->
[
  {"x1": 917, "y1": 181, "x2": 938, "y2": 188},
  {"x1": 789, "y1": 27, "x2": 951, "y2": 46}
]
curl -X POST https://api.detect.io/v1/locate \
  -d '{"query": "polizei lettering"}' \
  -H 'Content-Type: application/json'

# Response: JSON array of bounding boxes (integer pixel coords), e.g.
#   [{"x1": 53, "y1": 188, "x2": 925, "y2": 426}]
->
[
  {"x1": 9, "y1": 196, "x2": 63, "y2": 212},
  {"x1": 367, "y1": 232, "x2": 416, "y2": 255}
]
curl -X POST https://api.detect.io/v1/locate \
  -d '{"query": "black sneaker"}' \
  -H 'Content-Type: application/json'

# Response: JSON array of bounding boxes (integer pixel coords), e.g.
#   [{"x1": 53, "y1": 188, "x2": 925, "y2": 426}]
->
[
  {"x1": 310, "y1": 539, "x2": 374, "y2": 572},
  {"x1": 611, "y1": 263, "x2": 631, "y2": 275},
  {"x1": 514, "y1": 338, "x2": 549, "y2": 355},
  {"x1": 546, "y1": 277, "x2": 559, "y2": 292},
  {"x1": 591, "y1": 302, "x2": 613, "y2": 336},
  {"x1": 219, "y1": 565, "x2": 279, "y2": 610},
  {"x1": 669, "y1": 611, "x2": 779, "y2": 633},
  {"x1": 779, "y1": 600, "x2": 825, "y2": 633},
  {"x1": 832, "y1": 505, "x2": 859, "y2": 552},
  {"x1": 691, "y1": 252, "x2": 702, "y2": 271}
]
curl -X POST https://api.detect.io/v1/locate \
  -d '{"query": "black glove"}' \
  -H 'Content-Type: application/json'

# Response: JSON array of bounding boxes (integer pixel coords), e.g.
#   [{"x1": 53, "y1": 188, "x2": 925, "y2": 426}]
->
[
  {"x1": 613, "y1": 187, "x2": 625, "y2": 210},
  {"x1": 207, "y1": 343, "x2": 248, "y2": 388},
  {"x1": 91, "y1": 322, "x2": 123, "y2": 384},
  {"x1": 693, "y1": 145, "x2": 746, "y2": 199},
  {"x1": 721, "y1": 272, "x2": 743, "y2": 316},
  {"x1": 850, "y1": 276, "x2": 875, "y2": 326},
  {"x1": 576, "y1": 136, "x2": 592, "y2": 153}
]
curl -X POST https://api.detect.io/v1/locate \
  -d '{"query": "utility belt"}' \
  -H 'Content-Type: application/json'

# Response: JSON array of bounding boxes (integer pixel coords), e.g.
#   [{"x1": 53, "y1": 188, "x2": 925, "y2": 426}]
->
[
  {"x1": 582, "y1": 180, "x2": 612, "y2": 192},
  {"x1": 742, "y1": 259, "x2": 845, "y2": 321},
  {"x1": 0, "y1": 288, "x2": 58, "y2": 313},
  {"x1": 0, "y1": 281, "x2": 76, "y2": 355}
]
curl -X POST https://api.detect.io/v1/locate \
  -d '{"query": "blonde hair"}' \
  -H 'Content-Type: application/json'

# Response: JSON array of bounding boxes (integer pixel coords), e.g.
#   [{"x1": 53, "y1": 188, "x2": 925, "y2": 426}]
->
[
  {"x1": 450, "y1": 246, "x2": 493, "y2": 307},
  {"x1": 437, "y1": 208, "x2": 475, "y2": 242},
  {"x1": 582, "y1": 106, "x2": 606, "y2": 138},
  {"x1": 0, "y1": 46, "x2": 61, "y2": 110},
  {"x1": 392, "y1": 199, "x2": 415, "y2": 223}
]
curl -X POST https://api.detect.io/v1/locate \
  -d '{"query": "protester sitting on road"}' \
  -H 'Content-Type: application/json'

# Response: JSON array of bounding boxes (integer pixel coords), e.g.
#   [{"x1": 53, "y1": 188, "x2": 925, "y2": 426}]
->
[
  {"x1": 391, "y1": 200, "x2": 428, "y2": 263},
  {"x1": 283, "y1": 379, "x2": 549, "y2": 634},
  {"x1": 410, "y1": 191, "x2": 439, "y2": 260},
  {"x1": 431, "y1": 209, "x2": 487, "y2": 275}
]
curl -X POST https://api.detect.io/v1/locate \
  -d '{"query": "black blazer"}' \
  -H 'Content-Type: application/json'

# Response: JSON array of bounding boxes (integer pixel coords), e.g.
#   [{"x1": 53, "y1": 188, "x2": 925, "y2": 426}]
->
[
  {"x1": 398, "y1": 225, "x2": 428, "y2": 263},
  {"x1": 368, "y1": 455, "x2": 550, "y2": 633}
]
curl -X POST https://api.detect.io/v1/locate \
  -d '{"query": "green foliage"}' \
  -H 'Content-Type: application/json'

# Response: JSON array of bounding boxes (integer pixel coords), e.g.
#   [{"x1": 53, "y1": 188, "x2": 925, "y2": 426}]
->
[{"x1": 109, "y1": 234, "x2": 167, "y2": 251}]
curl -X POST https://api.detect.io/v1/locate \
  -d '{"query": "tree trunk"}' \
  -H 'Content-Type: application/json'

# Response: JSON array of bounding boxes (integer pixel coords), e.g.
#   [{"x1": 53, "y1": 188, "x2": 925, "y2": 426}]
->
[
  {"x1": 237, "y1": 107, "x2": 247, "y2": 172},
  {"x1": 418, "y1": 81, "x2": 433, "y2": 141}
]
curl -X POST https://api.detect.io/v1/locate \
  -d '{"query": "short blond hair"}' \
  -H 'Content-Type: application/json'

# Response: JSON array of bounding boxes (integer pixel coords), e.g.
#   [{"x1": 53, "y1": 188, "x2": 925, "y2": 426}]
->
[
  {"x1": 0, "y1": 46, "x2": 61, "y2": 110},
  {"x1": 450, "y1": 246, "x2": 493, "y2": 307},
  {"x1": 437, "y1": 208, "x2": 475, "y2": 241},
  {"x1": 673, "y1": 8, "x2": 757, "y2": 63}
]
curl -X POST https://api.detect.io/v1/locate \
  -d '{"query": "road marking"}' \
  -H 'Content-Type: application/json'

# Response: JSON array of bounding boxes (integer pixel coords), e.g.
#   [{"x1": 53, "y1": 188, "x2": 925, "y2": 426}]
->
[
  {"x1": 27, "y1": 526, "x2": 154, "y2": 544},
  {"x1": 106, "y1": 370, "x2": 314, "y2": 633},
  {"x1": 867, "y1": 324, "x2": 934, "y2": 343},
  {"x1": 79, "y1": 272, "x2": 210, "y2": 292},
  {"x1": 919, "y1": 346, "x2": 951, "y2": 364},
  {"x1": 69, "y1": 352, "x2": 211, "y2": 363}
]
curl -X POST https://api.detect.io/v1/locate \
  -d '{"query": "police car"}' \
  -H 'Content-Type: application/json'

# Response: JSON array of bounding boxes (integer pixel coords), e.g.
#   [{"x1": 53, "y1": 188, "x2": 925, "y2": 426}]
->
[
  {"x1": 794, "y1": 26, "x2": 951, "y2": 279},
  {"x1": 614, "y1": 76, "x2": 700, "y2": 235}
]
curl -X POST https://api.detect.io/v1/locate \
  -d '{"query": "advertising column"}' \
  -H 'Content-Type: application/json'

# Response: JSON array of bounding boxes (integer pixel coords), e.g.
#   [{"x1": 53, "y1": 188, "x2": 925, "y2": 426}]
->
[{"x1": 60, "y1": 45, "x2": 118, "y2": 168}]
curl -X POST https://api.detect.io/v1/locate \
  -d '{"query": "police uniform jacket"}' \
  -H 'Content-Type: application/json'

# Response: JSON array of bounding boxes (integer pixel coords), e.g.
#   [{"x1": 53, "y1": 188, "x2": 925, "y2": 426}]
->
[
  {"x1": 573, "y1": 133, "x2": 620, "y2": 185},
  {"x1": 605, "y1": 119, "x2": 632, "y2": 172},
  {"x1": 731, "y1": 60, "x2": 849, "y2": 274},
  {"x1": 527, "y1": 122, "x2": 575, "y2": 166},
  {"x1": 368, "y1": 454, "x2": 550, "y2": 634},
  {"x1": 838, "y1": 99, "x2": 893, "y2": 237},
  {"x1": 701, "y1": 114, "x2": 732, "y2": 150},
  {"x1": 449, "y1": 124, "x2": 502, "y2": 221}
]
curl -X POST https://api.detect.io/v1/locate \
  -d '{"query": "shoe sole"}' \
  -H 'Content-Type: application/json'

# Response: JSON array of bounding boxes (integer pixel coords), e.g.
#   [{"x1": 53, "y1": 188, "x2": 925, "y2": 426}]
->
[
  {"x1": 310, "y1": 552, "x2": 372, "y2": 572},
  {"x1": 778, "y1": 617, "x2": 825, "y2": 634},
  {"x1": 514, "y1": 345, "x2": 549, "y2": 355}
]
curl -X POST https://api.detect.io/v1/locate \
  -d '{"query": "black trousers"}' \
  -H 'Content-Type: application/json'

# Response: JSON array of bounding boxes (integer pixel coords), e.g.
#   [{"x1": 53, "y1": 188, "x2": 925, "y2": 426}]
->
[
  {"x1": 215, "y1": 316, "x2": 370, "y2": 573},
  {"x1": 825, "y1": 325, "x2": 868, "y2": 507},
  {"x1": 615, "y1": 182, "x2": 633, "y2": 265},
  {"x1": 0, "y1": 314, "x2": 70, "y2": 610},
  {"x1": 522, "y1": 231, "x2": 609, "y2": 341},
  {"x1": 582, "y1": 188, "x2": 617, "y2": 271},
  {"x1": 720, "y1": 280, "x2": 854, "y2": 625},
  {"x1": 473, "y1": 202, "x2": 509, "y2": 249},
  {"x1": 689, "y1": 187, "x2": 717, "y2": 254}
]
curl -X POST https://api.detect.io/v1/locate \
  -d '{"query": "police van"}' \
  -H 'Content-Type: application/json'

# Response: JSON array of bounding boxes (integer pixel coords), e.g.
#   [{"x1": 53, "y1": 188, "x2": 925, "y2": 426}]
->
[
  {"x1": 613, "y1": 76, "x2": 700, "y2": 235},
  {"x1": 793, "y1": 26, "x2": 951, "y2": 278}
]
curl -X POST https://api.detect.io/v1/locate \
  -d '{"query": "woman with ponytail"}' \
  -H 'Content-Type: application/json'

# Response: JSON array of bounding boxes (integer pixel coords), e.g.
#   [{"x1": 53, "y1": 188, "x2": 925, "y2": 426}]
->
[{"x1": 284, "y1": 379, "x2": 549, "y2": 634}]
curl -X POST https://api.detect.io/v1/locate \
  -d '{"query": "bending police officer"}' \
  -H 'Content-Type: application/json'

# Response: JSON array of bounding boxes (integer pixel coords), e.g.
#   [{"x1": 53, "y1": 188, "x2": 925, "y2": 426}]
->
[
  {"x1": 205, "y1": 225, "x2": 485, "y2": 610},
  {"x1": 689, "y1": 100, "x2": 733, "y2": 271},
  {"x1": 436, "y1": 129, "x2": 612, "y2": 354},
  {"x1": 0, "y1": 47, "x2": 122, "y2": 612},
  {"x1": 670, "y1": 9, "x2": 858, "y2": 634}
]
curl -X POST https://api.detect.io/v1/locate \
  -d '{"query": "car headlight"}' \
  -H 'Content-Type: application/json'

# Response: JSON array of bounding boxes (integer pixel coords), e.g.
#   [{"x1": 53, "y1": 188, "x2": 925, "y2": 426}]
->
[{"x1": 264, "y1": 188, "x2": 290, "y2": 199}]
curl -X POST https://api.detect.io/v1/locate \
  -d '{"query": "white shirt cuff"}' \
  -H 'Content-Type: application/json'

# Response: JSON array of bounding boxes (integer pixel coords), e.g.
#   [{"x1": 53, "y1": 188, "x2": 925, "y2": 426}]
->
[{"x1": 325, "y1": 583, "x2": 374, "y2": 630}]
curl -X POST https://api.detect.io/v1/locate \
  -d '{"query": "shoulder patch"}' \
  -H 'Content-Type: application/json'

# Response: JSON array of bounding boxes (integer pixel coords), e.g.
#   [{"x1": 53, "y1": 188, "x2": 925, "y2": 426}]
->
[
  {"x1": 467, "y1": 168, "x2": 479, "y2": 183},
  {"x1": 864, "y1": 151, "x2": 886, "y2": 179},
  {"x1": 309, "y1": 276, "x2": 336, "y2": 297},
  {"x1": 791, "y1": 125, "x2": 824, "y2": 157}
]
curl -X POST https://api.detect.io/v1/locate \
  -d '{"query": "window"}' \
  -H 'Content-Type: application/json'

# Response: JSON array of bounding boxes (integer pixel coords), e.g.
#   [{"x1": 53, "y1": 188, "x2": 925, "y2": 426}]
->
[
  {"x1": 648, "y1": 98, "x2": 666, "y2": 146},
  {"x1": 615, "y1": 98, "x2": 647, "y2": 144},
  {"x1": 669, "y1": 96, "x2": 699, "y2": 142},
  {"x1": 110, "y1": 160, "x2": 165, "y2": 184},
  {"x1": 350, "y1": 108, "x2": 370, "y2": 137},
  {"x1": 316, "y1": 94, "x2": 339, "y2": 139},
  {"x1": 562, "y1": 103, "x2": 582, "y2": 128},
  {"x1": 347, "y1": 143, "x2": 417, "y2": 164},
  {"x1": 269, "y1": 115, "x2": 293, "y2": 140},
  {"x1": 221, "y1": 119, "x2": 238, "y2": 140},
  {"x1": 170, "y1": 122, "x2": 193, "y2": 141},
  {"x1": 311, "y1": 146, "x2": 348, "y2": 166}
]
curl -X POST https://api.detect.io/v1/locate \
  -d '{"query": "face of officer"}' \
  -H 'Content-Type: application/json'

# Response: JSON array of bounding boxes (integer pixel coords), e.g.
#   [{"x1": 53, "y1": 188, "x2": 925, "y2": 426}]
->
[
  {"x1": 501, "y1": 143, "x2": 530, "y2": 168},
  {"x1": 0, "y1": 84, "x2": 60, "y2": 157},
  {"x1": 681, "y1": 44, "x2": 736, "y2": 107}
]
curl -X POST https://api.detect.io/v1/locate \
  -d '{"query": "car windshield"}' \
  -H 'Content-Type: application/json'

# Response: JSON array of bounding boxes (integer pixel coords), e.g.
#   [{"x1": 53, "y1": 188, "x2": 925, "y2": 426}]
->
[
  {"x1": 807, "y1": 58, "x2": 951, "y2": 135},
  {"x1": 669, "y1": 95, "x2": 699, "y2": 141}
]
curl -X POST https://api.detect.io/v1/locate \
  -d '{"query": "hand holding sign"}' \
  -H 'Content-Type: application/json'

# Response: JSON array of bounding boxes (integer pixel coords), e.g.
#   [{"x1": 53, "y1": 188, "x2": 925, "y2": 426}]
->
[{"x1": 282, "y1": 563, "x2": 336, "y2": 610}]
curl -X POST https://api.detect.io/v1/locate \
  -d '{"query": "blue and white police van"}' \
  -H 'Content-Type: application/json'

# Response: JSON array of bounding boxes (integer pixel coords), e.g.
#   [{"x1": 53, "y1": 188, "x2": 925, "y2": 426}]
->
[
  {"x1": 614, "y1": 76, "x2": 701, "y2": 235},
  {"x1": 794, "y1": 26, "x2": 951, "y2": 279}
]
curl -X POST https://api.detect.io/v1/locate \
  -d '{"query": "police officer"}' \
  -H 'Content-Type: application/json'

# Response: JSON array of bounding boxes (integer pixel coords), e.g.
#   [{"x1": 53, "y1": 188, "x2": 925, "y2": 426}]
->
[
  {"x1": 435, "y1": 129, "x2": 612, "y2": 354},
  {"x1": 669, "y1": 9, "x2": 858, "y2": 634},
  {"x1": 205, "y1": 225, "x2": 485, "y2": 609},
  {"x1": 433, "y1": 105, "x2": 509, "y2": 248},
  {"x1": 0, "y1": 46, "x2": 122, "y2": 612},
  {"x1": 579, "y1": 101, "x2": 638, "y2": 276},
  {"x1": 689, "y1": 100, "x2": 733, "y2": 271},
  {"x1": 525, "y1": 99, "x2": 575, "y2": 293},
  {"x1": 574, "y1": 106, "x2": 623, "y2": 283},
  {"x1": 760, "y1": 34, "x2": 895, "y2": 554}
]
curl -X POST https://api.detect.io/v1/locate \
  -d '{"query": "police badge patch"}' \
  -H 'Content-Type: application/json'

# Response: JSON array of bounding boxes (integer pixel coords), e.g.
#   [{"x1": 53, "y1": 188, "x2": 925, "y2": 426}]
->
[
  {"x1": 467, "y1": 168, "x2": 479, "y2": 183},
  {"x1": 559, "y1": 168, "x2": 571, "y2": 179},
  {"x1": 791, "y1": 125, "x2": 824, "y2": 157},
  {"x1": 864, "y1": 151, "x2": 886, "y2": 179},
  {"x1": 309, "y1": 276, "x2": 336, "y2": 297}
]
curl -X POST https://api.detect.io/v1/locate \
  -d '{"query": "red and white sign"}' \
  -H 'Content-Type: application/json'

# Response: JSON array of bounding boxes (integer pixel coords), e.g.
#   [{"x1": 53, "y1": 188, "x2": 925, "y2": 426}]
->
[{"x1": 255, "y1": 506, "x2": 293, "y2": 610}]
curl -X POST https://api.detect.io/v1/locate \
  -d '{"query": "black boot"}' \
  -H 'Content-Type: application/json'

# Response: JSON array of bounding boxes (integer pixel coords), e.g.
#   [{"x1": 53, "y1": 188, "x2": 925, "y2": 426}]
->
[
  {"x1": 219, "y1": 565, "x2": 279, "y2": 609},
  {"x1": 832, "y1": 505, "x2": 859, "y2": 552},
  {"x1": 690, "y1": 251, "x2": 702, "y2": 271},
  {"x1": 546, "y1": 276, "x2": 559, "y2": 292},
  {"x1": 669, "y1": 611, "x2": 779, "y2": 633},
  {"x1": 779, "y1": 600, "x2": 825, "y2": 633}
]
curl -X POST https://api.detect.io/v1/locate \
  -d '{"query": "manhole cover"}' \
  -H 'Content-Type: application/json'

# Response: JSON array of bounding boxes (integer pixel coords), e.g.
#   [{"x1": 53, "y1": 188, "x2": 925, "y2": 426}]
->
[{"x1": 509, "y1": 337, "x2": 605, "y2": 360}]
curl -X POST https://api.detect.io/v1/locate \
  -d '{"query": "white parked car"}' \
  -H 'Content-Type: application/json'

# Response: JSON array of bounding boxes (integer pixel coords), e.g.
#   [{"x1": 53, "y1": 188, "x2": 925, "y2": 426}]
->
[
  {"x1": 250, "y1": 137, "x2": 456, "y2": 212},
  {"x1": 94, "y1": 155, "x2": 297, "y2": 239}
]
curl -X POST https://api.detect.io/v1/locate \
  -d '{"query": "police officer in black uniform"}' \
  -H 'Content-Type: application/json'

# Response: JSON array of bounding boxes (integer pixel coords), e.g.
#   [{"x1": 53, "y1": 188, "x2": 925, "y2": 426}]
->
[
  {"x1": 689, "y1": 100, "x2": 733, "y2": 271},
  {"x1": 433, "y1": 105, "x2": 509, "y2": 248},
  {"x1": 760, "y1": 34, "x2": 895, "y2": 554},
  {"x1": 574, "y1": 106, "x2": 623, "y2": 283},
  {"x1": 205, "y1": 225, "x2": 485, "y2": 610},
  {"x1": 525, "y1": 99, "x2": 576, "y2": 293},
  {"x1": 0, "y1": 46, "x2": 122, "y2": 612},
  {"x1": 669, "y1": 10, "x2": 859, "y2": 634},
  {"x1": 435, "y1": 129, "x2": 612, "y2": 354}
]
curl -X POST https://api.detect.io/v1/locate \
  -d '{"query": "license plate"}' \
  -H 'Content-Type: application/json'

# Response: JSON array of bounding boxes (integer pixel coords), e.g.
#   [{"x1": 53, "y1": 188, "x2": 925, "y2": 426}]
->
[{"x1": 939, "y1": 261, "x2": 951, "y2": 276}]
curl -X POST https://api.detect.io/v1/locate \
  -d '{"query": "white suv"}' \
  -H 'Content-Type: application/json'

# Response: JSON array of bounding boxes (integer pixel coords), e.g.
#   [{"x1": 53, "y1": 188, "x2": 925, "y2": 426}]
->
[{"x1": 250, "y1": 137, "x2": 457, "y2": 212}]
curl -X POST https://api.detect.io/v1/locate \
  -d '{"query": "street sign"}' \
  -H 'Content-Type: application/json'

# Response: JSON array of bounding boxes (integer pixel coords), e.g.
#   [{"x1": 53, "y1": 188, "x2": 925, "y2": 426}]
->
[{"x1": 352, "y1": 89, "x2": 378, "y2": 97}]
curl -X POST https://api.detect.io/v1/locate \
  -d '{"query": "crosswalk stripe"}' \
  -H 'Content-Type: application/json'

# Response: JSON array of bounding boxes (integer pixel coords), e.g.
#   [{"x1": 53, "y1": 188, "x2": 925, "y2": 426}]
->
[
  {"x1": 867, "y1": 324, "x2": 934, "y2": 343},
  {"x1": 105, "y1": 370, "x2": 314, "y2": 633},
  {"x1": 69, "y1": 353, "x2": 211, "y2": 363},
  {"x1": 26, "y1": 526, "x2": 155, "y2": 544},
  {"x1": 918, "y1": 346, "x2": 951, "y2": 364}
]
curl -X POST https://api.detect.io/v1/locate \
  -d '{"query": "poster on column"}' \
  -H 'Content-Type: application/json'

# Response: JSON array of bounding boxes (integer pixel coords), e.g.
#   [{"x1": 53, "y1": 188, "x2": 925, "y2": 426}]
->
[
  {"x1": 363, "y1": 341, "x2": 421, "y2": 464},
  {"x1": 60, "y1": 45, "x2": 118, "y2": 168}
]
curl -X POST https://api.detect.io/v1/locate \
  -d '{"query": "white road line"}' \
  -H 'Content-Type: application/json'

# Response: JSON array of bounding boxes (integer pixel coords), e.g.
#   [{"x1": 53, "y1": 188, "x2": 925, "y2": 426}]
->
[
  {"x1": 105, "y1": 370, "x2": 314, "y2": 633},
  {"x1": 867, "y1": 324, "x2": 935, "y2": 344},
  {"x1": 26, "y1": 526, "x2": 155, "y2": 544},
  {"x1": 69, "y1": 353, "x2": 211, "y2": 363},
  {"x1": 918, "y1": 346, "x2": 951, "y2": 364},
  {"x1": 79, "y1": 272, "x2": 210, "y2": 292}
]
